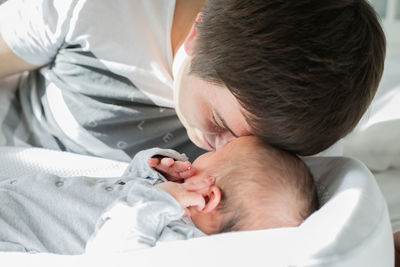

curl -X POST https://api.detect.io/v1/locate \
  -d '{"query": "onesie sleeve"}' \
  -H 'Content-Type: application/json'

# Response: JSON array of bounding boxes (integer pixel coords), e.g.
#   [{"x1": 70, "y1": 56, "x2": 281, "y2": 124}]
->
[
  {"x1": 85, "y1": 180, "x2": 186, "y2": 253},
  {"x1": 123, "y1": 148, "x2": 189, "y2": 184},
  {"x1": 0, "y1": 0, "x2": 79, "y2": 66}
]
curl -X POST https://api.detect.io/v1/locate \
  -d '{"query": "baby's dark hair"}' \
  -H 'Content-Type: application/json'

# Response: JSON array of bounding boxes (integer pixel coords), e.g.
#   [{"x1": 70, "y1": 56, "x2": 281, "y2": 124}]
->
[
  {"x1": 211, "y1": 140, "x2": 318, "y2": 233},
  {"x1": 191, "y1": 0, "x2": 386, "y2": 156}
]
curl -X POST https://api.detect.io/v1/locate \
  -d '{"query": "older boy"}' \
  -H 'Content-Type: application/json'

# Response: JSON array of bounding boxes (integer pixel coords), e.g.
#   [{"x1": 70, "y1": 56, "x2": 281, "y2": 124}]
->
[{"x1": 0, "y1": 0, "x2": 385, "y2": 158}]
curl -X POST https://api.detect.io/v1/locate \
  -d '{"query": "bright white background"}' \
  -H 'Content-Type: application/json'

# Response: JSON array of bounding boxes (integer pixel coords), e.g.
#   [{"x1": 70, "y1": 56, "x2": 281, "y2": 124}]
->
[{"x1": 344, "y1": 0, "x2": 400, "y2": 232}]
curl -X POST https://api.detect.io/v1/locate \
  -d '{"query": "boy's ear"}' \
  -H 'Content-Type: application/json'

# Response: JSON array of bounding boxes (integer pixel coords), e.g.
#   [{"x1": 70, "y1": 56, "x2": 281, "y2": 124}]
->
[
  {"x1": 201, "y1": 185, "x2": 221, "y2": 214},
  {"x1": 184, "y1": 13, "x2": 202, "y2": 56}
]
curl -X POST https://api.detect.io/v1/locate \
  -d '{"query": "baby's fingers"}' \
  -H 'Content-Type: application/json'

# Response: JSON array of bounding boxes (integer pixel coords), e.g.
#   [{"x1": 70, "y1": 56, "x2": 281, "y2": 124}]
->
[
  {"x1": 177, "y1": 168, "x2": 195, "y2": 179},
  {"x1": 167, "y1": 160, "x2": 192, "y2": 173},
  {"x1": 160, "y1": 157, "x2": 175, "y2": 167},
  {"x1": 147, "y1": 157, "x2": 175, "y2": 173},
  {"x1": 147, "y1": 157, "x2": 160, "y2": 167}
]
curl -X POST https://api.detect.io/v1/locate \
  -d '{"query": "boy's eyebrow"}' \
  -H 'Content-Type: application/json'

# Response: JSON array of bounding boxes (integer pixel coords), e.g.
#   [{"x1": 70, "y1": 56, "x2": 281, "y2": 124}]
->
[{"x1": 215, "y1": 110, "x2": 239, "y2": 138}]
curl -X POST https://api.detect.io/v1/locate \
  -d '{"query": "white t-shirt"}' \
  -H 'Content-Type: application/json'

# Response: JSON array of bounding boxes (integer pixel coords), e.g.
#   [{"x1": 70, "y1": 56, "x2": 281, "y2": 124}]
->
[
  {"x1": 0, "y1": 0, "x2": 203, "y2": 161},
  {"x1": 2, "y1": 0, "x2": 176, "y2": 106}
]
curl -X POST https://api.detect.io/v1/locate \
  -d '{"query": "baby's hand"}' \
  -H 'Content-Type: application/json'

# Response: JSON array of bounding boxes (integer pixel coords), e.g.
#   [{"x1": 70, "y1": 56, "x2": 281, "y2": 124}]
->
[
  {"x1": 156, "y1": 176, "x2": 215, "y2": 217},
  {"x1": 148, "y1": 156, "x2": 195, "y2": 182}
]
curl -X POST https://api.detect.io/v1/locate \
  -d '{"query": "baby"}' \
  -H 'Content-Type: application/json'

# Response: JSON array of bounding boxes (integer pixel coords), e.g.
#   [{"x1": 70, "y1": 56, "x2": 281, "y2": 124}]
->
[
  {"x1": 151, "y1": 136, "x2": 318, "y2": 235},
  {"x1": 0, "y1": 137, "x2": 318, "y2": 254}
]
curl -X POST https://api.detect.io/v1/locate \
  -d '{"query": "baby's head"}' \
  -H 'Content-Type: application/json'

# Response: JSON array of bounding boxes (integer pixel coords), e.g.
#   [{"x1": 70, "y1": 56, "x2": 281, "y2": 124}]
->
[{"x1": 189, "y1": 136, "x2": 318, "y2": 234}]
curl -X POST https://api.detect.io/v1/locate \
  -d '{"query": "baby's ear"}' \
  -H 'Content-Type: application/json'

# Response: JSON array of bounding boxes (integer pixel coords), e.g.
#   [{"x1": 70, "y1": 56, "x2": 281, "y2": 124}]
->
[{"x1": 201, "y1": 185, "x2": 221, "y2": 213}]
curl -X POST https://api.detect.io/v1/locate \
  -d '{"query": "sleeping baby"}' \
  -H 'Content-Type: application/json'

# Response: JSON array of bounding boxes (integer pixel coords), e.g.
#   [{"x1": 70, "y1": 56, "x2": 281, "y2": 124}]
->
[{"x1": 0, "y1": 136, "x2": 318, "y2": 254}]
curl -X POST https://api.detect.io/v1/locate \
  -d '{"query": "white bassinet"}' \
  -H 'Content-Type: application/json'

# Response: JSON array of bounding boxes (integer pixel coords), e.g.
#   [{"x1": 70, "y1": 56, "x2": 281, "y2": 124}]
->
[{"x1": 0, "y1": 146, "x2": 394, "y2": 267}]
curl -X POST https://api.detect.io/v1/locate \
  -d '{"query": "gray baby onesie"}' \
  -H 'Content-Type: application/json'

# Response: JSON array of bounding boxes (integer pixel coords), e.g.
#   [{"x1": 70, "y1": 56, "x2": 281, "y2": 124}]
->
[{"x1": 0, "y1": 148, "x2": 205, "y2": 254}]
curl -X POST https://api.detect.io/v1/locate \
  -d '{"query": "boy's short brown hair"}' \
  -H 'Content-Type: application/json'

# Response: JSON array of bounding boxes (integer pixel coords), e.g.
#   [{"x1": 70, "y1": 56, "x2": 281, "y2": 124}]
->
[{"x1": 191, "y1": 0, "x2": 386, "y2": 155}]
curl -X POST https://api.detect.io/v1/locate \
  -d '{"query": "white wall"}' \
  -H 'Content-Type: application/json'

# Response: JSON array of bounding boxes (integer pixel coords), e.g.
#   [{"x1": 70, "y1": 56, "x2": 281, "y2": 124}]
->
[{"x1": 369, "y1": 0, "x2": 400, "y2": 47}]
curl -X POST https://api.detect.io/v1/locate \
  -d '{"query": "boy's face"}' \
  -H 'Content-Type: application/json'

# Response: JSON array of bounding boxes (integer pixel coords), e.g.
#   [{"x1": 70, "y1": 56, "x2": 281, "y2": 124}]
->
[{"x1": 173, "y1": 55, "x2": 252, "y2": 151}]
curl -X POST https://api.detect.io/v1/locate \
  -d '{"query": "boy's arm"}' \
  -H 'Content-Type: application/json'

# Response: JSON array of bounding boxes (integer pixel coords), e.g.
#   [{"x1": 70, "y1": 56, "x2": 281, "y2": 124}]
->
[
  {"x1": 0, "y1": 0, "x2": 78, "y2": 79},
  {"x1": 0, "y1": 34, "x2": 38, "y2": 79},
  {"x1": 85, "y1": 177, "x2": 211, "y2": 253}
]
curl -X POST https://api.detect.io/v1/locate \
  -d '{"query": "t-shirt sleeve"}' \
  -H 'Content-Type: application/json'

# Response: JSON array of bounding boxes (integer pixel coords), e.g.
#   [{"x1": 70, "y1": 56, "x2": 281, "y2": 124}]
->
[{"x1": 0, "y1": 0, "x2": 78, "y2": 66}]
